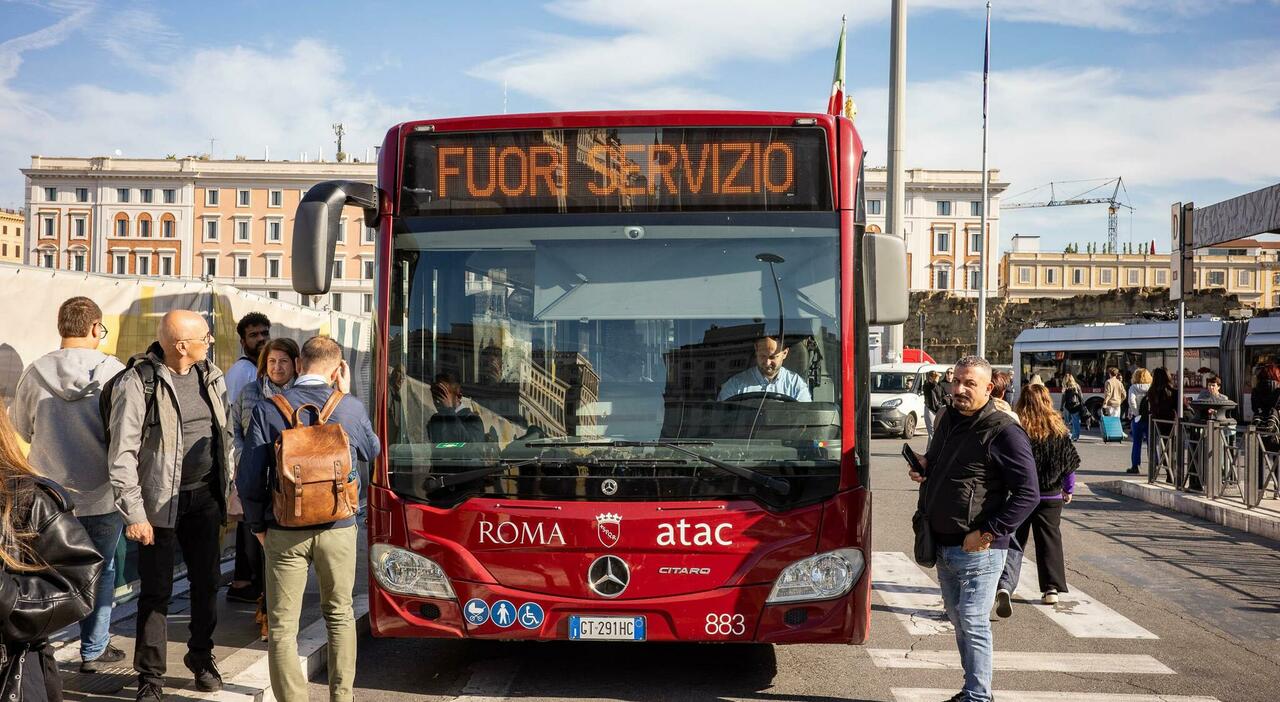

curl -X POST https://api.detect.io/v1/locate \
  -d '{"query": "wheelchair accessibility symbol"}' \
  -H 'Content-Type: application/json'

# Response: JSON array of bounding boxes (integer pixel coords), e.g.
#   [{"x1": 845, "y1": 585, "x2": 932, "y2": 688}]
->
[
  {"x1": 463, "y1": 598, "x2": 489, "y2": 626},
  {"x1": 517, "y1": 602, "x2": 545, "y2": 629}
]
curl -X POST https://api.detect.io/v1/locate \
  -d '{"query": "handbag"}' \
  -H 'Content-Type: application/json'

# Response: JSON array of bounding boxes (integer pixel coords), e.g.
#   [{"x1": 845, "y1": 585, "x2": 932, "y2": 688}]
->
[{"x1": 911, "y1": 509, "x2": 936, "y2": 568}]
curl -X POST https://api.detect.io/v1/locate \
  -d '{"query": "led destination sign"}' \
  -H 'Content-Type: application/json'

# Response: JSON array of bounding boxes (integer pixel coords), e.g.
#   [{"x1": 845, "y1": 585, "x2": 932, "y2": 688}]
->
[{"x1": 400, "y1": 127, "x2": 831, "y2": 216}]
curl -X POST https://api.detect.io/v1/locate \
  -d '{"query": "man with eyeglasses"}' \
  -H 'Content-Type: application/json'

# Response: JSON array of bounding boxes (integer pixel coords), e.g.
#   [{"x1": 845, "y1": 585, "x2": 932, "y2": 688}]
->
[
  {"x1": 10, "y1": 296, "x2": 127, "y2": 673},
  {"x1": 107, "y1": 309, "x2": 235, "y2": 701}
]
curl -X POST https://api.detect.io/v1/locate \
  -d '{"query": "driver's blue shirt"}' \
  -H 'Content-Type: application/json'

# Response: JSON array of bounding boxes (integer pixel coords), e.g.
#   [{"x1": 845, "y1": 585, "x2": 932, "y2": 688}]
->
[{"x1": 717, "y1": 365, "x2": 812, "y2": 402}]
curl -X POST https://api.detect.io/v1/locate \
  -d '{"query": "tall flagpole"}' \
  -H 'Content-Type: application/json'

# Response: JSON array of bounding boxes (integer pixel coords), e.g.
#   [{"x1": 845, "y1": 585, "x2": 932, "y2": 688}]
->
[
  {"x1": 885, "y1": 0, "x2": 907, "y2": 364},
  {"x1": 976, "y1": 1, "x2": 991, "y2": 359}
]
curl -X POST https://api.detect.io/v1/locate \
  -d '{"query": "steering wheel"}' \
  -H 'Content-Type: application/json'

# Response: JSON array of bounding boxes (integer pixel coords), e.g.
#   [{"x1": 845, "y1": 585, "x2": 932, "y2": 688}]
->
[{"x1": 723, "y1": 391, "x2": 797, "y2": 403}]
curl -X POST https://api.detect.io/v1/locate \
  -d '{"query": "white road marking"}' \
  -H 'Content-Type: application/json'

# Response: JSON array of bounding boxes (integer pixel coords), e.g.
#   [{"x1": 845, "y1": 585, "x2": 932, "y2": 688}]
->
[
  {"x1": 892, "y1": 689, "x2": 1220, "y2": 702},
  {"x1": 869, "y1": 649, "x2": 1174, "y2": 674},
  {"x1": 872, "y1": 551, "x2": 953, "y2": 635},
  {"x1": 1011, "y1": 556, "x2": 1158, "y2": 639}
]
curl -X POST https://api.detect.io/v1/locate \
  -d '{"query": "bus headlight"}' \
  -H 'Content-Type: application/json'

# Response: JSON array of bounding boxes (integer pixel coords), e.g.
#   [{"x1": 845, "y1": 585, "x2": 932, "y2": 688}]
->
[
  {"x1": 766, "y1": 548, "x2": 865, "y2": 604},
  {"x1": 371, "y1": 543, "x2": 456, "y2": 599},
  {"x1": 881, "y1": 398, "x2": 902, "y2": 409}
]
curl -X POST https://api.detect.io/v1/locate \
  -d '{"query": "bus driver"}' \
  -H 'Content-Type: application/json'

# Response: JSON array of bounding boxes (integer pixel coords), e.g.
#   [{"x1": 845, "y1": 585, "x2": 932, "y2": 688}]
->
[{"x1": 717, "y1": 337, "x2": 812, "y2": 402}]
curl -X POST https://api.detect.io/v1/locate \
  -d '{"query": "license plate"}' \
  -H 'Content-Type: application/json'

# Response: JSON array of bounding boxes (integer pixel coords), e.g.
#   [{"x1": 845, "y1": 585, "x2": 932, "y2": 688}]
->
[{"x1": 568, "y1": 615, "x2": 646, "y2": 641}]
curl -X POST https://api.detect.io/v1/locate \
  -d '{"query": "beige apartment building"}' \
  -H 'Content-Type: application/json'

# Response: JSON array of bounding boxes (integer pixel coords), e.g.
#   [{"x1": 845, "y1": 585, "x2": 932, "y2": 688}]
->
[
  {"x1": 0, "y1": 208, "x2": 23, "y2": 263},
  {"x1": 21, "y1": 156, "x2": 376, "y2": 312},
  {"x1": 1000, "y1": 234, "x2": 1280, "y2": 309},
  {"x1": 864, "y1": 168, "x2": 1009, "y2": 297}
]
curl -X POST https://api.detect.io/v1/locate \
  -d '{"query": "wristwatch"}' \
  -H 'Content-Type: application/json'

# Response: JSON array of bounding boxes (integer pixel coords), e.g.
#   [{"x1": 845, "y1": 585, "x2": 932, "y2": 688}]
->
[{"x1": 978, "y1": 531, "x2": 995, "y2": 547}]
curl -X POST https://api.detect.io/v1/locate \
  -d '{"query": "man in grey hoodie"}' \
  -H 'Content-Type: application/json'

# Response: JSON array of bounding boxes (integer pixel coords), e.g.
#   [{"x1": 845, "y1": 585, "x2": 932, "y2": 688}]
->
[{"x1": 9, "y1": 296, "x2": 127, "y2": 673}]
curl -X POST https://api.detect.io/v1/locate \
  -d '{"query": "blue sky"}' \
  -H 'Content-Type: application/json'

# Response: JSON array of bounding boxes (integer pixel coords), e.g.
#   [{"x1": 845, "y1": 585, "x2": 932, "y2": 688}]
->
[{"x1": 2, "y1": 0, "x2": 1278, "y2": 253}]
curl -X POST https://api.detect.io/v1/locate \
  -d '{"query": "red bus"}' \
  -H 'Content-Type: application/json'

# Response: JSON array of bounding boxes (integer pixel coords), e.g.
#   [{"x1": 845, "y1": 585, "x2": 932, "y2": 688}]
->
[{"x1": 291, "y1": 111, "x2": 906, "y2": 644}]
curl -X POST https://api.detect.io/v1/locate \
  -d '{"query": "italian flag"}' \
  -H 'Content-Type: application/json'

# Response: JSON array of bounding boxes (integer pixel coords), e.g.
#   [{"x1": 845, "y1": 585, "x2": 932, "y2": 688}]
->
[{"x1": 827, "y1": 17, "x2": 853, "y2": 119}]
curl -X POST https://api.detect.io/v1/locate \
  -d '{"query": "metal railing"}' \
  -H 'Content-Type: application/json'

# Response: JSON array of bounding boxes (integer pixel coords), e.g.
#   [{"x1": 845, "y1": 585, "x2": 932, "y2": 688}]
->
[{"x1": 1147, "y1": 418, "x2": 1280, "y2": 509}]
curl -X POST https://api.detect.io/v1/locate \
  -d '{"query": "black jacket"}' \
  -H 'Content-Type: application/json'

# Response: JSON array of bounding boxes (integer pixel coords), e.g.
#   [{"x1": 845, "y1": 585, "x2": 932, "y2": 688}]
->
[
  {"x1": 1, "y1": 476, "x2": 103, "y2": 646},
  {"x1": 920, "y1": 403, "x2": 1040, "y2": 548},
  {"x1": 923, "y1": 381, "x2": 944, "y2": 413}
]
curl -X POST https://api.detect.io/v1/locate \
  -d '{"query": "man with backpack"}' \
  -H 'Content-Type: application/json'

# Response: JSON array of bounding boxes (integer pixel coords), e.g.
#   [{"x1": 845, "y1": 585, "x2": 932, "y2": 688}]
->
[
  {"x1": 238, "y1": 335, "x2": 379, "y2": 702},
  {"x1": 106, "y1": 309, "x2": 234, "y2": 701},
  {"x1": 9, "y1": 296, "x2": 126, "y2": 673}
]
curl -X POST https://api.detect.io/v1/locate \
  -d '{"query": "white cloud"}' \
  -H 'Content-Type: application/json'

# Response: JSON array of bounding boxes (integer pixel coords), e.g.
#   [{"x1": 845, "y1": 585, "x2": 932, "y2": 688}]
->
[{"x1": 0, "y1": 20, "x2": 408, "y2": 206}]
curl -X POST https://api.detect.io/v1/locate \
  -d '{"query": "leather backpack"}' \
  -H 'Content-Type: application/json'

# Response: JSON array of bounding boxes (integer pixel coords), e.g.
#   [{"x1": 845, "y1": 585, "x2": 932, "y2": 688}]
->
[{"x1": 270, "y1": 391, "x2": 359, "y2": 528}]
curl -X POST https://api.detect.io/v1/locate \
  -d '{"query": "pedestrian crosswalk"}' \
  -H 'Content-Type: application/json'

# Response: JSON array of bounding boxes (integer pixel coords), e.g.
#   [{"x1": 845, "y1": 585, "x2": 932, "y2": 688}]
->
[
  {"x1": 872, "y1": 551, "x2": 1156, "y2": 639},
  {"x1": 870, "y1": 551, "x2": 1217, "y2": 702}
]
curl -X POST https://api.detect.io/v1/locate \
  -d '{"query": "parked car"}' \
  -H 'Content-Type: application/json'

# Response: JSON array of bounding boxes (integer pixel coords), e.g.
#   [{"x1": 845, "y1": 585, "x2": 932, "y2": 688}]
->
[{"x1": 869, "y1": 362, "x2": 954, "y2": 438}]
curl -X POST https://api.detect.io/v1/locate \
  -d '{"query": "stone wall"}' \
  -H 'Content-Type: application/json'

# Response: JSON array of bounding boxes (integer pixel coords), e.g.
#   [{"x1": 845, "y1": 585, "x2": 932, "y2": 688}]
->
[{"x1": 908, "y1": 288, "x2": 1251, "y2": 364}]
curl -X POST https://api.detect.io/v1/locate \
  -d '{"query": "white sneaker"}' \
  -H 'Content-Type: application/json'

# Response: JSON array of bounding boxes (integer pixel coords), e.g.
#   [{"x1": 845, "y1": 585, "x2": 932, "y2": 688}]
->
[
  {"x1": 1042, "y1": 589, "x2": 1059, "y2": 605},
  {"x1": 994, "y1": 589, "x2": 1013, "y2": 618}
]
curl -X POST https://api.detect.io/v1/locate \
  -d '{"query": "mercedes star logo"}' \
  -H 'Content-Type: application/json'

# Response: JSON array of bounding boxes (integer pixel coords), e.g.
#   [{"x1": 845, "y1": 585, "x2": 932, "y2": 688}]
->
[
  {"x1": 601, "y1": 478, "x2": 619, "y2": 496},
  {"x1": 587, "y1": 555, "x2": 630, "y2": 598}
]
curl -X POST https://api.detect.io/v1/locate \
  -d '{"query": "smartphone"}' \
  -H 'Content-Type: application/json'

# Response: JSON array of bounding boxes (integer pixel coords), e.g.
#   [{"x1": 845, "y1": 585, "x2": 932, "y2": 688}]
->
[{"x1": 902, "y1": 443, "x2": 924, "y2": 474}]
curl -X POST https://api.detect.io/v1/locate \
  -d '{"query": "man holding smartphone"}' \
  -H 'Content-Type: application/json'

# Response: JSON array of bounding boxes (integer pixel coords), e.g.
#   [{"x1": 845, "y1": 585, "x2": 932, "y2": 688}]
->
[{"x1": 906, "y1": 356, "x2": 1039, "y2": 702}]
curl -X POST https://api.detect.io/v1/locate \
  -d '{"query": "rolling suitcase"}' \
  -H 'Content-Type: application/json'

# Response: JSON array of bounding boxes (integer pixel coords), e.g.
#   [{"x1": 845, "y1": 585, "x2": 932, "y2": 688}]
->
[{"x1": 1101, "y1": 414, "x2": 1125, "y2": 443}]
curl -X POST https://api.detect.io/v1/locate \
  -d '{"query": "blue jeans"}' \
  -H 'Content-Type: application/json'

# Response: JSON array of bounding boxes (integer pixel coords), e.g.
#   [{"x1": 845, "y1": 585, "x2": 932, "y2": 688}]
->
[
  {"x1": 936, "y1": 545, "x2": 1007, "y2": 702},
  {"x1": 77, "y1": 512, "x2": 124, "y2": 660},
  {"x1": 1068, "y1": 412, "x2": 1081, "y2": 441},
  {"x1": 1130, "y1": 418, "x2": 1148, "y2": 469}
]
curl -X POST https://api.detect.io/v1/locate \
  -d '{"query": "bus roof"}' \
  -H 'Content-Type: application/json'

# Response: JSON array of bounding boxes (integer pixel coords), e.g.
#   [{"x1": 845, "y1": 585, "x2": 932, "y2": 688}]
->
[{"x1": 395, "y1": 110, "x2": 839, "y2": 134}]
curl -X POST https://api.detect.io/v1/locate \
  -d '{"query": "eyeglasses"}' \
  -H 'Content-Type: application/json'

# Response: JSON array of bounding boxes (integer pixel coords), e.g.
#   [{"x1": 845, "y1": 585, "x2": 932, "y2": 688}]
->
[
  {"x1": 178, "y1": 333, "x2": 216, "y2": 345},
  {"x1": 94, "y1": 323, "x2": 109, "y2": 340}
]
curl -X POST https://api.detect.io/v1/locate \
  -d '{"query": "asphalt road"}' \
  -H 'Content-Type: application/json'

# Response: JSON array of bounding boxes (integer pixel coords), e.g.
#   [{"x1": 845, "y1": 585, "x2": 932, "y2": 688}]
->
[{"x1": 311, "y1": 433, "x2": 1280, "y2": 701}]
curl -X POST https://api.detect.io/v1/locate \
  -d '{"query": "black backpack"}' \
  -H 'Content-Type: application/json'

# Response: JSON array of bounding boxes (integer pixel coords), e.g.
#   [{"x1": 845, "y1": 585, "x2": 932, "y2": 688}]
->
[{"x1": 98, "y1": 354, "x2": 159, "y2": 448}]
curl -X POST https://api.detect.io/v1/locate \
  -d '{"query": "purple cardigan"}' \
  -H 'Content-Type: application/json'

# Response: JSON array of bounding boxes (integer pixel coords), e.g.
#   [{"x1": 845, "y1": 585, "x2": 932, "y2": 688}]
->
[{"x1": 1040, "y1": 471, "x2": 1075, "y2": 500}]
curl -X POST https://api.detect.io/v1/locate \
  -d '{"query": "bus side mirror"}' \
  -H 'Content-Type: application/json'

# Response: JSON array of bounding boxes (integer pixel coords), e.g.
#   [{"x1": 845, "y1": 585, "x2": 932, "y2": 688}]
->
[
  {"x1": 293, "y1": 180, "x2": 380, "y2": 295},
  {"x1": 862, "y1": 231, "x2": 909, "y2": 325}
]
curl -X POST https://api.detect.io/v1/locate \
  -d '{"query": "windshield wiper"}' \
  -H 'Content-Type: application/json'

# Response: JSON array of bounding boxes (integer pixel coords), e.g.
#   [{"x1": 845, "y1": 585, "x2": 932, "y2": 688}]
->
[{"x1": 527, "y1": 439, "x2": 791, "y2": 495}]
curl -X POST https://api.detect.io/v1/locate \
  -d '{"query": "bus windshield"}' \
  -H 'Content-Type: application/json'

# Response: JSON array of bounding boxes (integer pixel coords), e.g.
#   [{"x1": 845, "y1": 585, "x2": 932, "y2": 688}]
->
[{"x1": 386, "y1": 213, "x2": 842, "y2": 507}]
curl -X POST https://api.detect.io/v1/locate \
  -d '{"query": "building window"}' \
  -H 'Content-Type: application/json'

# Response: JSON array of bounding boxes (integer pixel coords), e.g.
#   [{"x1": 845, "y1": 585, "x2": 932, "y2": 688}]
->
[
  {"x1": 335, "y1": 223, "x2": 346, "y2": 245},
  {"x1": 236, "y1": 257, "x2": 249, "y2": 278},
  {"x1": 934, "y1": 268, "x2": 950, "y2": 290},
  {"x1": 76, "y1": 187, "x2": 89, "y2": 203},
  {"x1": 1127, "y1": 268, "x2": 1140, "y2": 285},
  {"x1": 968, "y1": 269, "x2": 981, "y2": 290},
  {"x1": 1100, "y1": 268, "x2": 1113, "y2": 285},
  {"x1": 44, "y1": 187, "x2": 56, "y2": 201},
  {"x1": 163, "y1": 189, "x2": 176, "y2": 204},
  {"x1": 269, "y1": 189, "x2": 283, "y2": 208},
  {"x1": 268, "y1": 291, "x2": 279, "y2": 300},
  {"x1": 970, "y1": 201, "x2": 983, "y2": 216},
  {"x1": 300, "y1": 295, "x2": 311, "y2": 308},
  {"x1": 363, "y1": 226, "x2": 376, "y2": 244},
  {"x1": 1017, "y1": 267, "x2": 1031, "y2": 284},
  {"x1": 136, "y1": 255, "x2": 151, "y2": 276},
  {"x1": 42, "y1": 216, "x2": 56, "y2": 238},
  {"x1": 115, "y1": 218, "x2": 128, "y2": 238},
  {"x1": 138, "y1": 218, "x2": 151, "y2": 238},
  {"x1": 72, "y1": 217, "x2": 86, "y2": 239},
  {"x1": 868, "y1": 199, "x2": 882, "y2": 215},
  {"x1": 72, "y1": 252, "x2": 85, "y2": 271},
  {"x1": 1238, "y1": 269, "x2": 1251, "y2": 287},
  {"x1": 363, "y1": 260, "x2": 375, "y2": 280},
  {"x1": 141, "y1": 188, "x2": 153, "y2": 204},
  {"x1": 160, "y1": 255, "x2": 174, "y2": 276},
  {"x1": 204, "y1": 219, "x2": 219, "y2": 241},
  {"x1": 117, "y1": 188, "x2": 130, "y2": 203},
  {"x1": 204, "y1": 256, "x2": 218, "y2": 278},
  {"x1": 936, "y1": 200, "x2": 952, "y2": 216},
  {"x1": 332, "y1": 260, "x2": 344, "y2": 279},
  {"x1": 1156, "y1": 269, "x2": 1168, "y2": 285},
  {"x1": 968, "y1": 230, "x2": 982, "y2": 254},
  {"x1": 363, "y1": 293, "x2": 373, "y2": 313},
  {"x1": 268, "y1": 220, "x2": 282, "y2": 242},
  {"x1": 1072, "y1": 268, "x2": 1084, "y2": 285},
  {"x1": 237, "y1": 189, "x2": 250, "y2": 207},
  {"x1": 1046, "y1": 268, "x2": 1058, "y2": 284},
  {"x1": 1207, "y1": 270, "x2": 1225, "y2": 286},
  {"x1": 114, "y1": 254, "x2": 127, "y2": 274},
  {"x1": 267, "y1": 258, "x2": 281, "y2": 278},
  {"x1": 331, "y1": 294, "x2": 342, "y2": 312},
  {"x1": 934, "y1": 228, "x2": 951, "y2": 253},
  {"x1": 205, "y1": 189, "x2": 220, "y2": 207},
  {"x1": 236, "y1": 220, "x2": 250, "y2": 242},
  {"x1": 162, "y1": 219, "x2": 174, "y2": 238},
  {"x1": 40, "y1": 251, "x2": 54, "y2": 268}
]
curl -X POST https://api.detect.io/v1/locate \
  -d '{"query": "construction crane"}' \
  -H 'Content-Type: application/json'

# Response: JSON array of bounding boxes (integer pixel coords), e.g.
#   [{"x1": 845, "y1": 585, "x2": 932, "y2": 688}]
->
[{"x1": 1001, "y1": 177, "x2": 1134, "y2": 252}]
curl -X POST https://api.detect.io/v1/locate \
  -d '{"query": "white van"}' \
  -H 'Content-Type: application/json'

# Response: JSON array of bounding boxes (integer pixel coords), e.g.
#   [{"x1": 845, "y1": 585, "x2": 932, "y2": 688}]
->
[{"x1": 869, "y1": 362, "x2": 954, "y2": 438}]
